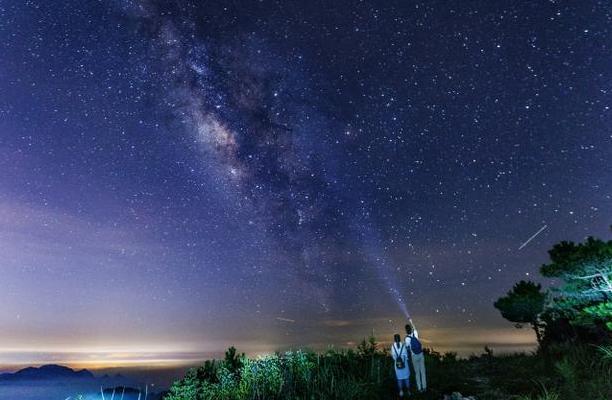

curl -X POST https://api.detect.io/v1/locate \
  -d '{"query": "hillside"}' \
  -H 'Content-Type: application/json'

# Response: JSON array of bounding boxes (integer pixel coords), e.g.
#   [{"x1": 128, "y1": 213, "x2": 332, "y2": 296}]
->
[{"x1": 0, "y1": 365, "x2": 94, "y2": 381}]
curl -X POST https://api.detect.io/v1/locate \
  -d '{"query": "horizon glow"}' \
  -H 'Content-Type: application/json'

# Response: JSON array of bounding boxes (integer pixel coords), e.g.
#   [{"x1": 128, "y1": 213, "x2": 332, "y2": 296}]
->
[{"x1": 0, "y1": 326, "x2": 537, "y2": 371}]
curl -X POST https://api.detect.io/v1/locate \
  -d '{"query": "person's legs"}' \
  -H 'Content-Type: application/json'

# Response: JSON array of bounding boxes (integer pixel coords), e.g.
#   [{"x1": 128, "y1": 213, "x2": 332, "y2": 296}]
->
[
  {"x1": 397, "y1": 378, "x2": 409, "y2": 397},
  {"x1": 411, "y1": 358, "x2": 419, "y2": 391},
  {"x1": 419, "y1": 356, "x2": 427, "y2": 390},
  {"x1": 403, "y1": 377, "x2": 411, "y2": 395},
  {"x1": 396, "y1": 378, "x2": 404, "y2": 397},
  {"x1": 412, "y1": 355, "x2": 423, "y2": 391},
  {"x1": 414, "y1": 355, "x2": 426, "y2": 391}
]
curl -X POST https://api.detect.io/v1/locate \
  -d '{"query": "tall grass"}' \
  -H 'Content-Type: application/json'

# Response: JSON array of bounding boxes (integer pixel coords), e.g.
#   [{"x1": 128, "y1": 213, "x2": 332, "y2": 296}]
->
[
  {"x1": 509, "y1": 344, "x2": 612, "y2": 400},
  {"x1": 163, "y1": 342, "x2": 612, "y2": 400},
  {"x1": 164, "y1": 346, "x2": 396, "y2": 400}
]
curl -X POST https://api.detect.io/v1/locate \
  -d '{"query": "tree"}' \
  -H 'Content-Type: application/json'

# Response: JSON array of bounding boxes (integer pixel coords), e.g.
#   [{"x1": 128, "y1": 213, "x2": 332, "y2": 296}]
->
[
  {"x1": 224, "y1": 346, "x2": 244, "y2": 376},
  {"x1": 540, "y1": 237, "x2": 612, "y2": 331},
  {"x1": 357, "y1": 335, "x2": 380, "y2": 357},
  {"x1": 494, "y1": 280, "x2": 546, "y2": 343}
]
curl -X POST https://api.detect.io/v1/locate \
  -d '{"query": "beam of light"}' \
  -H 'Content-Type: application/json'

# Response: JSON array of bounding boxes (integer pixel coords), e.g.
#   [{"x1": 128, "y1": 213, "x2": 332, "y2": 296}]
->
[
  {"x1": 518, "y1": 224, "x2": 548, "y2": 250},
  {"x1": 365, "y1": 250, "x2": 412, "y2": 320},
  {"x1": 275, "y1": 317, "x2": 296, "y2": 323},
  {"x1": 353, "y1": 214, "x2": 411, "y2": 320}
]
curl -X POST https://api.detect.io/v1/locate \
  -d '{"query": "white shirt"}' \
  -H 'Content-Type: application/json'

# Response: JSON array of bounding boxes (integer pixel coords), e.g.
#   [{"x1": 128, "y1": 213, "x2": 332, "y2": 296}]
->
[{"x1": 390, "y1": 342, "x2": 409, "y2": 379}]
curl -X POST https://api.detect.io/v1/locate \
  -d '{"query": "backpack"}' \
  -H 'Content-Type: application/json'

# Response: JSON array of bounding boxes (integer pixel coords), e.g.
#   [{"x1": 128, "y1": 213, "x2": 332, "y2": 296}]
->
[
  {"x1": 410, "y1": 335, "x2": 423, "y2": 355},
  {"x1": 393, "y1": 344, "x2": 406, "y2": 369}
]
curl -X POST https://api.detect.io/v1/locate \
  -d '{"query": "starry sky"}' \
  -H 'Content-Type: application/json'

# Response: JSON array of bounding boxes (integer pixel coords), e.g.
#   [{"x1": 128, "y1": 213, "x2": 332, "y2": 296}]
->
[{"x1": 0, "y1": 0, "x2": 611, "y2": 368}]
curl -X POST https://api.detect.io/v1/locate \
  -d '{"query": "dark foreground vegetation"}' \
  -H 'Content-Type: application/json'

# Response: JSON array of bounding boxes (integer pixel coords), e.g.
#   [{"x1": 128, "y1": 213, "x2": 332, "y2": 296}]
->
[
  {"x1": 165, "y1": 234, "x2": 611, "y2": 399},
  {"x1": 163, "y1": 341, "x2": 611, "y2": 400}
]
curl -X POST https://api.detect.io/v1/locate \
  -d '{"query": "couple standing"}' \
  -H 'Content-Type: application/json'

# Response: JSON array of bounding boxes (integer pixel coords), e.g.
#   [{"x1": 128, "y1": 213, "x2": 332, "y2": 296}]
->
[{"x1": 390, "y1": 319, "x2": 427, "y2": 397}]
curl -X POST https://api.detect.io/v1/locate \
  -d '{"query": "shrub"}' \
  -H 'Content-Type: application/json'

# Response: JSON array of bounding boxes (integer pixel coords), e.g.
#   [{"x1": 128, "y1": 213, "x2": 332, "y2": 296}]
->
[{"x1": 165, "y1": 341, "x2": 612, "y2": 400}]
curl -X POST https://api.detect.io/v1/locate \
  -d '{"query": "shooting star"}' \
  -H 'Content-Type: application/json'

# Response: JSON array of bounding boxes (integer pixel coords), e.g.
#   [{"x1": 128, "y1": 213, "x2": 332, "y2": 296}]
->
[
  {"x1": 275, "y1": 317, "x2": 296, "y2": 323},
  {"x1": 518, "y1": 224, "x2": 548, "y2": 250}
]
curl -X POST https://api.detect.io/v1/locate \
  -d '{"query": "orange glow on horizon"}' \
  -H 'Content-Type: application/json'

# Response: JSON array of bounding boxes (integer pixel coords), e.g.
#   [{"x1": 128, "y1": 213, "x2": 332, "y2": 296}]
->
[{"x1": 0, "y1": 325, "x2": 538, "y2": 372}]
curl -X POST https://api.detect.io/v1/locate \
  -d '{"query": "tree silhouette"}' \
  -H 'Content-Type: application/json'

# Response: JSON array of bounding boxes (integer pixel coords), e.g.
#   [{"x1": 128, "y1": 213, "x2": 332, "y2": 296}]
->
[
  {"x1": 224, "y1": 346, "x2": 244, "y2": 376},
  {"x1": 494, "y1": 280, "x2": 546, "y2": 343},
  {"x1": 357, "y1": 335, "x2": 380, "y2": 357}
]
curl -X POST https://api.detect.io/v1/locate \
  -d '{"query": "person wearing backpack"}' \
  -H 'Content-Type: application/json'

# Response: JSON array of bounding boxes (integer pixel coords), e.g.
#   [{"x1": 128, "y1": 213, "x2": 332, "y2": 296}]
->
[
  {"x1": 390, "y1": 333, "x2": 410, "y2": 397},
  {"x1": 405, "y1": 319, "x2": 427, "y2": 392}
]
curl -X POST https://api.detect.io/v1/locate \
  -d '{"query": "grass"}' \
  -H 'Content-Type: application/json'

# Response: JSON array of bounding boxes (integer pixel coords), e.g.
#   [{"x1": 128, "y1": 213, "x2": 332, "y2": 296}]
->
[{"x1": 162, "y1": 342, "x2": 612, "y2": 400}]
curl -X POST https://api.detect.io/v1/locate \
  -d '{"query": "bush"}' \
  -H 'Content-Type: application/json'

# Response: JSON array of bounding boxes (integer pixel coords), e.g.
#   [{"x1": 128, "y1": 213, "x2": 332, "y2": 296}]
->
[{"x1": 165, "y1": 341, "x2": 612, "y2": 400}]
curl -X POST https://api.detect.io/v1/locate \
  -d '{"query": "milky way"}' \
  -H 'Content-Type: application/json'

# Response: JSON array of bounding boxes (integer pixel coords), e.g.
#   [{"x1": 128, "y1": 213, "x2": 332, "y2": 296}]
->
[
  {"x1": 118, "y1": 0, "x2": 397, "y2": 312},
  {"x1": 0, "y1": 0, "x2": 611, "y2": 366}
]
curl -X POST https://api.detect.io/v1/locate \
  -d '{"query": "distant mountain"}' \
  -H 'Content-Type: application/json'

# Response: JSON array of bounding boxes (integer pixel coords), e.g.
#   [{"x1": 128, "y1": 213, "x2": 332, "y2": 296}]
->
[{"x1": 0, "y1": 364, "x2": 94, "y2": 381}]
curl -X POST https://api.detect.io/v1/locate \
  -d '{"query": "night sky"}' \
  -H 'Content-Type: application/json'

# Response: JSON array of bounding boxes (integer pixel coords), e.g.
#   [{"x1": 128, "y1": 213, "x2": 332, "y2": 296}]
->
[{"x1": 1, "y1": 0, "x2": 611, "y2": 368}]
